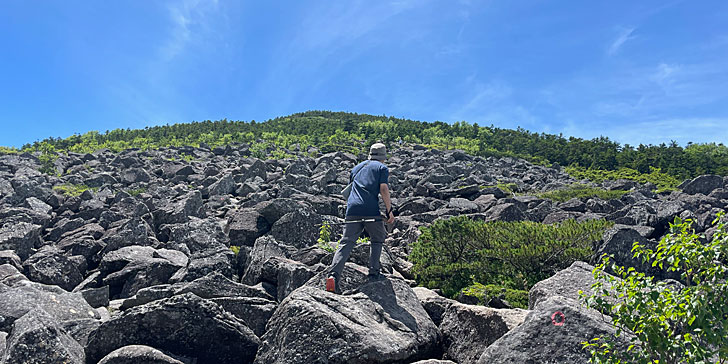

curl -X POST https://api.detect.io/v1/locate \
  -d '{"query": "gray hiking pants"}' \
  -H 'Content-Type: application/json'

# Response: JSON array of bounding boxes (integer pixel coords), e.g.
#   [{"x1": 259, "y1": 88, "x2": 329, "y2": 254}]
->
[{"x1": 328, "y1": 216, "x2": 387, "y2": 279}]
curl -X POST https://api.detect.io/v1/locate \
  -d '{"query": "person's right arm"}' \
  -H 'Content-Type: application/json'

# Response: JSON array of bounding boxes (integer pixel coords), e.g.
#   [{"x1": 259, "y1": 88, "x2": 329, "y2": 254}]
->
[{"x1": 380, "y1": 183, "x2": 395, "y2": 224}]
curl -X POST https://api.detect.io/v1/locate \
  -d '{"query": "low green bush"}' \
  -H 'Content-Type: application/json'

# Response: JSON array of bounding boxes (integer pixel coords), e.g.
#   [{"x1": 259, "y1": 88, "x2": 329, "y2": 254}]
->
[
  {"x1": 409, "y1": 216, "x2": 612, "y2": 297},
  {"x1": 537, "y1": 184, "x2": 628, "y2": 202},
  {"x1": 127, "y1": 187, "x2": 146, "y2": 196},
  {"x1": 460, "y1": 282, "x2": 529, "y2": 309},
  {"x1": 0, "y1": 146, "x2": 18, "y2": 155},
  {"x1": 581, "y1": 214, "x2": 728, "y2": 363},
  {"x1": 53, "y1": 184, "x2": 96, "y2": 197},
  {"x1": 565, "y1": 165, "x2": 679, "y2": 192}
]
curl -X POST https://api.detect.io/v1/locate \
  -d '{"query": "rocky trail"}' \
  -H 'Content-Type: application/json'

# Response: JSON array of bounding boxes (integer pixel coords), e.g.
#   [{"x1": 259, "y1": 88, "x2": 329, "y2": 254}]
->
[{"x1": 1, "y1": 144, "x2": 726, "y2": 363}]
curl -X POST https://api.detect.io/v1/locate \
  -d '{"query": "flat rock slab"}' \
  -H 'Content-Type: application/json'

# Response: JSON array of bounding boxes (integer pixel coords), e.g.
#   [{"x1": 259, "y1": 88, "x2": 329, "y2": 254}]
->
[{"x1": 255, "y1": 278, "x2": 440, "y2": 364}]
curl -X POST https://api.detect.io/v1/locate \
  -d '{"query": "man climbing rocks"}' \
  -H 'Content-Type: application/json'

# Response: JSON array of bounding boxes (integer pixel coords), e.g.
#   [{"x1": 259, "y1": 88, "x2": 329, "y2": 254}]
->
[{"x1": 326, "y1": 143, "x2": 395, "y2": 293}]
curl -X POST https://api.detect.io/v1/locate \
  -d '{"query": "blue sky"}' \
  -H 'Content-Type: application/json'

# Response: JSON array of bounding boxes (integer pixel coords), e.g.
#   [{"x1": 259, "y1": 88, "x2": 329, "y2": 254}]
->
[{"x1": 1, "y1": 1, "x2": 727, "y2": 148}]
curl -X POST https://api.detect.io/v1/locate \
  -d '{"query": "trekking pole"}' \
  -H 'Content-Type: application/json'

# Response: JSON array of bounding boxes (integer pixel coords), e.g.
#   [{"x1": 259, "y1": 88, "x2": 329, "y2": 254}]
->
[{"x1": 318, "y1": 218, "x2": 381, "y2": 225}]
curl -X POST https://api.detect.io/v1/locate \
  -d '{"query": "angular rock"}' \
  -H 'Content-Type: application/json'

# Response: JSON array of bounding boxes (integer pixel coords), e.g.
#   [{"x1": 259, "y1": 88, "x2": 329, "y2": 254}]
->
[
  {"x1": 2, "y1": 308, "x2": 85, "y2": 364},
  {"x1": 153, "y1": 190, "x2": 205, "y2": 226},
  {"x1": 269, "y1": 209, "x2": 323, "y2": 249},
  {"x1": 593, "y1": 226, "x2": 652, "y2": 274},
  {"x1": 102, "y1": 217, "x2": 158, "y2": 253},
  {"x1": 209, "y1": 297, "x2": 277, "y2": 337},
  {"x1": 412, "y1": 287, "x2": 456, "y2": 327},
  {"x1": 447, "y1": 198, "x2": 479, "y2": 213},
  {"x1": 181, "y1": 246, "x2": 235, "y2": 282},
  {"x1": 255, "y1": 277, "x2": 440, "y2": 364},
  {"x1": 209, "y1": 173, "x2": 236, "y2": 196},
  {"x1": 23, "y1": 196, "x2": 52, "y2": 216},
  {"x1": 483, "y1": 203, "x2": 526, "y2": 222},
  {"x1": 477, "y1": 296, "x2": 629, "y2": 364},
  {"x1": 0, "y1": 250, "x2": 22, "y2": 271},
  {"x1": 0, "y1": 280, "x2": 100, "y2": 333},
  {"x1": 0, "y1": 332, "x2": 6, "y2": 359},
  {"x1": 440, "y1": 302, "x2": 528, "y2": 364},
  {"x1": 175, "y1": 271, "x2": 273, "y2": 301},
  {"x1": 0, "y1": 221, "x2": 41, "y2": 260},
  {"x1": 225, "y1": 209, "x2": 271, "y2": 247},
  {"x1": 79, "y1": 286, "x2": 110, "y2": 308},
  {"x1": 260, "y1": 256, "x2": 317, "y2": 301},
  {"x1": 242, "y1": 236, "x2": 293, "y2": 285},
  {"x1": 164, "y1": 216, "x2": 229, "y2": 254},
  {"x1": 542, "y1": 210, "x2": 582, "y2": 224},
  {"x1": 22, "y1": 247, "x2": 84, "y2": 291},
  {"x1": 255, "y1": 198, "x2": 306, "y2": 225},
  {"x1": 559, "y1": 198, "x2": 587, "y2": 212},
  {"x1": 100, "y1": 246, "x2": 187, "y2": 298},
  {"x1": 85, "y1": 293, "x2": 260, "y2": 364},
  {"x1": 120, "y1": 168, "x2": 151, "y2": 184},
  {"x1": 97, "y1": 345, "x2": 184, "y2": 364},
  {"x1": 0, "y1": 264, "x2": 28, "y2": 287}
]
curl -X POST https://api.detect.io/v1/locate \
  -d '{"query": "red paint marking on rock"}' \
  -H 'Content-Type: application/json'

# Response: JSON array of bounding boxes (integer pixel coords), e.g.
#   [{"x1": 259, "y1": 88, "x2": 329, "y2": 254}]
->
[{"x1": 551, "y1": 311, "x2": 565, "y2": 326}]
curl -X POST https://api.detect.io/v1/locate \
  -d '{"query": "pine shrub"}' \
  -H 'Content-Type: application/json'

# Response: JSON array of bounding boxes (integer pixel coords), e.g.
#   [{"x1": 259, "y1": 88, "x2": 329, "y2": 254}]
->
[{"x1": 409, "y1": 216, "x2": 612, "y2": 297}]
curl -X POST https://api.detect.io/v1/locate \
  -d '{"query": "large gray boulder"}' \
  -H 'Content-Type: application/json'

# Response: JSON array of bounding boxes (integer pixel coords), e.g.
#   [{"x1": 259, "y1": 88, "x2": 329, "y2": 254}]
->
[
  {"x1": 97, "y1": 345, "x2": 184, "y2": 364},
  {"x1": 255, "y1": 276, "x2": 440, "y2": 364},
  {"x1": 1, "y1": 308, "x2": 85, "y2": 364},
  {"x1": 85, "y1": 293, "x2": 260, "y2": 364},
  {"x1": 0, "y1": 281, "x2": 100, "y2": 332},
  {"x1": 477, "y1": 296, "x2": 629, "y2": 364},
  {"x1": 680, "y1": 175, "x2": 724, "y2": 195},
  {"x1": 529, "y1": 261, "x2": 597, "y2": 310},
  {"x1": 440, "y1": 302, "x2": 528, "y2": 364}
]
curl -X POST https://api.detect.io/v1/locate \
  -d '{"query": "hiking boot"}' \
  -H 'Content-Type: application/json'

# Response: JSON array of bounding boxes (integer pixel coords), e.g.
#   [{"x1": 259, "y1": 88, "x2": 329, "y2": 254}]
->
[
  {"x1": 367, "y1": 273, "x2": 385, "y2": 282},
  {"x1": 326, "y1": 274, "x2": 337, "y2": 293}
]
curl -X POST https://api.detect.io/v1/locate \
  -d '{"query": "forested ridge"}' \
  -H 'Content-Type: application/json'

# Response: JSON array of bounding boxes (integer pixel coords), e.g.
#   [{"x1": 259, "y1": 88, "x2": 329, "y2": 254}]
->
[{"x1": 3, "y1": 110, "x2": 727, "y2": 181}]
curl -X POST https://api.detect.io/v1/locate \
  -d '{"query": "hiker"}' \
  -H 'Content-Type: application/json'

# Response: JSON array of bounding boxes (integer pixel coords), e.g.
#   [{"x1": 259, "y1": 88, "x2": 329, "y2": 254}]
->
[{"x1": 326, "y1": 143, "x2": 395, "y2": 293}]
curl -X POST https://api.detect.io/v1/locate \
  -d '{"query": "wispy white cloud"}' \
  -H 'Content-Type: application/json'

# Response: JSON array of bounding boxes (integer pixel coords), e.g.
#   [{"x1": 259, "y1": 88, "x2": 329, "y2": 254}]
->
[
  {"x1": 652, "y1": 63, "x2": 680, "y2": 87},
  {"x1": 607, "y1": 27, "x2": 636, "y2": 55},
  {"x1": 160, "y1": 0, "x2": 219, "y2": 61}
]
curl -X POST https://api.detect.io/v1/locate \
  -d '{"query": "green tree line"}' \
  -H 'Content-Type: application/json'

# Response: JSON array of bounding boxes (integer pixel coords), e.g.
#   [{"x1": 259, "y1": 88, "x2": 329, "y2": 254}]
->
[{"x1": 4, "y1": 110, "x2": 727, "y2": 180}]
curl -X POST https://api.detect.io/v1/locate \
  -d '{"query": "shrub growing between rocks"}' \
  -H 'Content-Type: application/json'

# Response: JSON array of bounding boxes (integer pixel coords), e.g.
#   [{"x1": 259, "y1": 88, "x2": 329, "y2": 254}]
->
[
  {"x1": 537, "y1": 184, "x2": 628, "y2": 202},
  {"x1": 410, "y1": 216, "x2": 612, "y2": 297},
  {"x1": 581, "y1": 214, "x2": 728, "y2": 363}
]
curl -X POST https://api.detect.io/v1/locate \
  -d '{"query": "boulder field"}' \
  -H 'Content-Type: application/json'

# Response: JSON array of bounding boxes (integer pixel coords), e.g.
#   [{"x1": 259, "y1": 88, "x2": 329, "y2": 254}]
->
[{"x1": 0, "y1": 144, "x2": 726, "y2": 363}]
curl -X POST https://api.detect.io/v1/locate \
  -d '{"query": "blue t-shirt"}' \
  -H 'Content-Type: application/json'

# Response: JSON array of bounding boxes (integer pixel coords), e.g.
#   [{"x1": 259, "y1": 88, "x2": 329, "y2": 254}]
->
[{"x1": 346, "y1": 160, "x2": 389, "y2": 217}]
